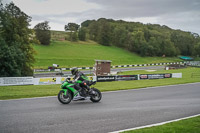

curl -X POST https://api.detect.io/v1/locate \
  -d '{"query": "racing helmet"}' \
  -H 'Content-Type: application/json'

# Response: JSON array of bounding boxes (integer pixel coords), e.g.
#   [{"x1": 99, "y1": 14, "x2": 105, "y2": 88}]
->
[{"x1": 71, "y1": 67, "x2": 78, "y2": 75}]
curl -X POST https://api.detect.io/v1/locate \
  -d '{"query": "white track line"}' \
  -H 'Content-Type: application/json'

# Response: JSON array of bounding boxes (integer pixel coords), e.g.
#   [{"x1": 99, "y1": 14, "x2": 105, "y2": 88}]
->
[
  {"x1": 0, "y1": 82, "x2": 199, "y2": 102},
  {"x1": 109, "y1": 114, "x2": 200, "y2": 133}
]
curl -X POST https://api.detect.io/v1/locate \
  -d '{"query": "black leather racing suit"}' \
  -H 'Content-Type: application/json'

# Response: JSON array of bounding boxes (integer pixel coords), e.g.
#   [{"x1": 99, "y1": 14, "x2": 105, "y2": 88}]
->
[{"x1": 74, "y1": 71, "x2": 90, "y2": 96}]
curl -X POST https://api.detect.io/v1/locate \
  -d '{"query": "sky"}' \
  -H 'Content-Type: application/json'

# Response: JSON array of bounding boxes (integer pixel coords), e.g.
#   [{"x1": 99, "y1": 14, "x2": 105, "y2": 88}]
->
[{"x1": 3, "y1": 0, "x2": 200, "y2": 34}]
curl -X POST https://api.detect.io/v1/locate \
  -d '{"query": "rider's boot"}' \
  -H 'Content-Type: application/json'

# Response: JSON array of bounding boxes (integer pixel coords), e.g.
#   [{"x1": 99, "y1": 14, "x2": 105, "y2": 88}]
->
[
  {"x1": 73, "y1": 85, "x2": 85, "y2": 100},
  {"x1": 75, "y1": 85, "x2": 84, "y2": 96},
  {"x1": 87, "y1": 86, "x2": 95, "y2": 95}
]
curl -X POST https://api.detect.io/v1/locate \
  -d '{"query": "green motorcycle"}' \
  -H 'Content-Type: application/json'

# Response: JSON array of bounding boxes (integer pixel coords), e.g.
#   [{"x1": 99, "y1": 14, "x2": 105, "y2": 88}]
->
[{"x1": 58, "y1": 78, "x2": 102, "y2": 104}]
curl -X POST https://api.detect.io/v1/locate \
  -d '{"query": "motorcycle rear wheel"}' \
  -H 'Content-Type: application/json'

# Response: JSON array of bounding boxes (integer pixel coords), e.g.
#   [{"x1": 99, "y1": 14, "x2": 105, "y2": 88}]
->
[
  {"x1": 58, "y1": 90, "x2": 72, "y2": 104},
  {"x1": 90, "y1": 88, "x2": 102, "y2": 102}
]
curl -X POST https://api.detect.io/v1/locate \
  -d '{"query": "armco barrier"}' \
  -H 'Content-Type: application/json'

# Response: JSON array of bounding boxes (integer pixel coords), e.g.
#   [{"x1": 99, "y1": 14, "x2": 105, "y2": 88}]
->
[{"x1": 185, "y1": 61, "x2": 200, "y2": 67}]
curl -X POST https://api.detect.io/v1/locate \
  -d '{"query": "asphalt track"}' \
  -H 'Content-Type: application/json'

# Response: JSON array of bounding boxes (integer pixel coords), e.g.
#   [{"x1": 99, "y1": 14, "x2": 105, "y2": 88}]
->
[{"x1": 0, "y1": 83, "x2": 200, "y2": 133}]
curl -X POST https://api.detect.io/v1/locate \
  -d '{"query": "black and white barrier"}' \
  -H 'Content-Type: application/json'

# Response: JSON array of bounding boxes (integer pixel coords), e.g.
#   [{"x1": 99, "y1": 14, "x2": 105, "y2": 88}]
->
[
  {"x1": 34, "y1": 62, "x2": 184, "y2": 72},
  {"x1": 185, "y1": 61, "x2": 200, "y2": 67}
]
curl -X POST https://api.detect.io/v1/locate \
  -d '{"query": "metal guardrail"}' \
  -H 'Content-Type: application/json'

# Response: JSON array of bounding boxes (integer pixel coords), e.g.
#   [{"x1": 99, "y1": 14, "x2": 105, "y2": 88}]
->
[{"x1": 186, "y1": 61, "x2": 200, "y2": 67}]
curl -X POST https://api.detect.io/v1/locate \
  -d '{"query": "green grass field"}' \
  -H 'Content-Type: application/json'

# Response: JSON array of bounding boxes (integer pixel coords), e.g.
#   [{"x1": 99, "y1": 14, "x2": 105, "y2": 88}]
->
[
  {"x1": 0, "y1": 67, "x2": 199, "y2": 100},
  {"x1": 33, "y1": 41, "x2": 181, "y2": 69},
  {"x1": 123, "y1": 116, "x2": 200, "y2": 133}
]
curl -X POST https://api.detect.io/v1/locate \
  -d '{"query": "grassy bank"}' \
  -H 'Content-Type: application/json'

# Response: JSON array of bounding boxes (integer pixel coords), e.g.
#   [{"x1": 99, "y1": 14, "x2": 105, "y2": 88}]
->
[
  {"x1": 123, "y1": 115, "x2": 200, "y2": 133},
  {"x1": 0, "y1": 67, "x2": 199, "y2": 100},
  {"x1": 33, "y1": 41, "x2": 181, "y2": 69}
]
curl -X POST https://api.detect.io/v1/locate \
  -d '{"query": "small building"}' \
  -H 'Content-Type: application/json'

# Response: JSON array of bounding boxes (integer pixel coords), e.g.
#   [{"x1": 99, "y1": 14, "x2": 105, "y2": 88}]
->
[{"x1": 94, "y1": 60, "x2": 112, "y2": 76}]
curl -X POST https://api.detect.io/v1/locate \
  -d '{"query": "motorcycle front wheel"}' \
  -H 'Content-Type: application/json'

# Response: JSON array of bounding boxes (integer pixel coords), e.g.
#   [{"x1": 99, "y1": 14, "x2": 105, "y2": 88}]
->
[
  {"x1": 58, "y1": 90, "x2": 72, "y2": 104},
  {"x1": 90, "y1": 88, "x2": 102, "y2": 103}
]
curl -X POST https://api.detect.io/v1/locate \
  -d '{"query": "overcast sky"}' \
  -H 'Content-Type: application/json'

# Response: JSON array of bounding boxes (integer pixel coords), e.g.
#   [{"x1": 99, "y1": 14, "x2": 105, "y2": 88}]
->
[{"x1": 3, "y1": 0, "x2": 200, "y2": 34}]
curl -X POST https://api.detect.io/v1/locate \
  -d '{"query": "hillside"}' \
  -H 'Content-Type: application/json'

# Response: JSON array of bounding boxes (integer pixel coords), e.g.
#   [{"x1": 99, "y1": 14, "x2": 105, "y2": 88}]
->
[
  {"x1": 80, "y1": 19, "x2": 200, "y2": 57},
  {"x1": 33, "y1": 41, "x2": 181, "y2": 69}
]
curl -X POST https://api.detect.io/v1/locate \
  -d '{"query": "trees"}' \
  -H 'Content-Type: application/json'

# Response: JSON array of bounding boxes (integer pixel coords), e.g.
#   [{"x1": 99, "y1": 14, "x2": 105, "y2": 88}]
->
[
  {"x1": 0, "y1": 1, "x2": 35, "y2": 76},
  {"x1": 112, "y1": 26, "x2": 127, "y2": 47},
  {"x1": 148, "y1": 37, "x2": 160, "y2": 56},
  {"x1": 161, "y1": 39, "x2": 176, "y2": 56},
  {"x1": 64, "y1": 23, "x2": 79, "y2": 32},
  {"x1": 64, "y1": 23, "x2": 79, "y2": 41},
  {"x1": 82, "y1": 19, "x2": 112, "y2": 45},
  {"x1": 81, "y1": 18, "x2": 200, "y2": 57},
  {"x1": 96, "y1": 19, "x2": 111, "y2": 46},
  {"x1": 78, "y1": 27, "x2": 86, "y2": 41},
  {"x1": 88, "y1": 21, "x2": 98, "y2": 41},
  {"x1": 0, "y1": 39, "x2": 25, "y2": 76},
  {"x1": 34, "y1": 21, "x2": 51, "y2": 45},
  {"x1": 170, "y1": 31, "x2": 196, "y2": 56},
  {"x1": 194, "y1": 42, "x2": 200, "y2": 57}
]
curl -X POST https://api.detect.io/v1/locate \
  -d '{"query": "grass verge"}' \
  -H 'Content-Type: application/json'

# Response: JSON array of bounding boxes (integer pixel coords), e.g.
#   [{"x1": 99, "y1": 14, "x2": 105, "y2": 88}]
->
[
  {"x1": 123, "y1": 115, "x2": 200, "y2": 133},
  {"x1": 0, "y1": 67, "x2": 199, "y2": 100},
  {"x1": 33, "y1": 41, "x2": 181, "y2": 69}
]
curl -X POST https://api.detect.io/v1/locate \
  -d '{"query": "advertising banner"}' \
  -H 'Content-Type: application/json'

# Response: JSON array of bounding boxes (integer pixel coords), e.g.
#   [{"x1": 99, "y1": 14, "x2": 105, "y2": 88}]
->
[
  {"x1": 0, "y1": 73, "x2": 177, "y2": 86},
  {"x1": 97, "y1": 76, "x2": 116, "y2": 82},
  {"x1": 140, "y1": 74, "x2": 172, "y2": 80},
  {"x1": 38, "y1": 78, "x2": 57, "y2": 85},
  {"x1": 34, "y1": 76, "x2": 97, "y2": 85},
  {"x1": 164, "y1": 73, "x2": 172, "y2": 78},
  {"x1": 139, "y1": 74, "x2": 148, "y2": 79},
  {"x1": 116, "y1": 75, "x2": 138, "y2": 81},
  {"x1": 148, "y1": 74, "x2": 165, "y2": 79},
  {"x1": 172, "y1": 73, "x2": 182, "y2": 78},
  {"x1": 0, "y1": 77, "x2": 33, "y2": 86}
]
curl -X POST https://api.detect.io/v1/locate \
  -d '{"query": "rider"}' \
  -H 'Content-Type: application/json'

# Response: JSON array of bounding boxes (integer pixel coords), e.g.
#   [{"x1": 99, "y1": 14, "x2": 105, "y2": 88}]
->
[{"x1": 71, "y1": 67, "x2": 94, "y2": 97}]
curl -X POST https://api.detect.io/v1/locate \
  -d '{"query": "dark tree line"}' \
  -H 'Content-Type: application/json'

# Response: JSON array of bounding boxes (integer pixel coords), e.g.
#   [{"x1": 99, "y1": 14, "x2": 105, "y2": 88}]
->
[
  {"x1": 34, "y1": 21, "x2": 51, "y2": 45},
  {"x1": 0, "y1": 1, "x2": 35, "y2": 77},
  {"x1": 80, "y1": 18, "x2": 200, "y2": 57},
  {"x1": 64, "y1": 23, "x2": 79, "y2": 41}
]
